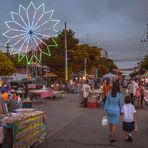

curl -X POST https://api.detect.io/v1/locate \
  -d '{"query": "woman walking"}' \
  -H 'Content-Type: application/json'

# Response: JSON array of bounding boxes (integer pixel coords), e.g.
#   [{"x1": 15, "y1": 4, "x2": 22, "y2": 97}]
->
[
  {"x1": 140, "y1": 83, "x2": 145, "y2": 109},
  {"x1": 104, "y1": 81, "x2": 122, "y2": 143}
]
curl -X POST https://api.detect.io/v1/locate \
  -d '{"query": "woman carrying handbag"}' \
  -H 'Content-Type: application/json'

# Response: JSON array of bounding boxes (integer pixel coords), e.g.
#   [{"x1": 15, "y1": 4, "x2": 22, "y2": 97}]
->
[{"x1": 104, "y1": 81, "x2": 122, "y2": 143}]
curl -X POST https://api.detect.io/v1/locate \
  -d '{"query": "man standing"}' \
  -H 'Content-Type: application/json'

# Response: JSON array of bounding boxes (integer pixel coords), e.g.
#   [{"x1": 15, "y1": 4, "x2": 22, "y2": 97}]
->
[
  {"x1": 128, "y1": 80, "x2": 134, "y2": 104},
  {"x1": 1, "y1": 79, "x2": 11, "y2": 95},
  {"x1": 81, "y1": 80, "x2": 92, "y2": 107},
  {"x1": 133, "y1": 79, "x2": 139, "y2": 105}
]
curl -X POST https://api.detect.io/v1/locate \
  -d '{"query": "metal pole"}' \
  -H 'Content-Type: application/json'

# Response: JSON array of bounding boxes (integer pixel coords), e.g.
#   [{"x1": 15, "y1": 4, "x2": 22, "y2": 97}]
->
[
  {"x1": 96, "y1": 67, "x2": 98, "y2": 78},
  {"x1": 65, "y1": 22, "x2": 68, "y2": 81},
  {"x1": 46, "y1": 71, "x2": 48, "y2": 87},
  {"x1": 84, "y1": 57, "x2": 87, "y2": 79},
  {"x1": 6, "y1": 42, "x2": 10, "y2": 54}
]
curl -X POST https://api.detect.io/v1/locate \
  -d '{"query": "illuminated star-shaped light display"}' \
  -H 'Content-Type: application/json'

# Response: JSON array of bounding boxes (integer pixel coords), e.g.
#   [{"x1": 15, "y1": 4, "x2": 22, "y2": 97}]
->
[{"x1": 3, "y1": 1, "x2": 60, "y2": 64}]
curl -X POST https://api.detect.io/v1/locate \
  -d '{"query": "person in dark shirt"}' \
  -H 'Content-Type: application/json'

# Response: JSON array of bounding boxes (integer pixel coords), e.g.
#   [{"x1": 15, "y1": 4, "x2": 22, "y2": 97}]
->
[{"x1": 8, "y1": 93, "x2": 18, "y2": 112}]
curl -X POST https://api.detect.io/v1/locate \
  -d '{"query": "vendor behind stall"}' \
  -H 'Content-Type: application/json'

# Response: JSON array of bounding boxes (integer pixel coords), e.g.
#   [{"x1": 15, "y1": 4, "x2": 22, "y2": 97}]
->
[
  {"x1": 8, "y1": 93, "x2": 19, "y2": 112},
  {"x1": 0, "y1": 90, "x2": 9, "y2": 114},
  {"x1": 0, "y1": 79, "x2": 11, "y2": 95}
]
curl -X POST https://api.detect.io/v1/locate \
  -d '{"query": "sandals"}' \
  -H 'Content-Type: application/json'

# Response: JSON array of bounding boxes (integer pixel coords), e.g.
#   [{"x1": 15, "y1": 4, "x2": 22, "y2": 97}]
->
[
  {"x1": 109, "y1": 134, "x2": 116, "y2": 143},
  {"x1": 110, "y1": 139, "x2": 116, "y2": 143}
]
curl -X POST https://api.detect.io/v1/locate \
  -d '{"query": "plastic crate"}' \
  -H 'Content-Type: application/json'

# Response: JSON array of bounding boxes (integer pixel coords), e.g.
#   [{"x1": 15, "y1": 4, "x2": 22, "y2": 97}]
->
[{"x1": 87, "y1": 102, "x2": 98, "y2": 108}]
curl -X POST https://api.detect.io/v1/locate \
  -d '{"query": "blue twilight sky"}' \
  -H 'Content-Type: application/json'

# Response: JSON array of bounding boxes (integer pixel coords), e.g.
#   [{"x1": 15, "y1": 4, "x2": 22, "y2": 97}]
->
[{"x1": 0, "y1": 0, "x2": 148, "y2": 69}]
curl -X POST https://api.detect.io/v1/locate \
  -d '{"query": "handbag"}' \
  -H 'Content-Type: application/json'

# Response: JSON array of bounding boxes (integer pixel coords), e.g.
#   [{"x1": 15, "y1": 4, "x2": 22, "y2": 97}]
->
[
  {"x1": 134, "y1": 121, "x2": 138, "y2": 132},
  {"x1": 101, "y1": 115, "x2": 109, "y2": 126}
]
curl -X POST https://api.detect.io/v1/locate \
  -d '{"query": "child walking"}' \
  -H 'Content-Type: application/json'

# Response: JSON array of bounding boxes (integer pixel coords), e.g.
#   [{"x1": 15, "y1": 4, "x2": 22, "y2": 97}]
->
[{"x1": 121, "y1": 95, "x2": 136, "y2": 142}]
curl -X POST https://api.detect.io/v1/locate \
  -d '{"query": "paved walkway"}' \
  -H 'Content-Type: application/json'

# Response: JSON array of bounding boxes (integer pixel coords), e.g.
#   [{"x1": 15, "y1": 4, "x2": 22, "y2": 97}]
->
[{"x1": 34, "y1": 93, "x2": 148, "y2": 148}]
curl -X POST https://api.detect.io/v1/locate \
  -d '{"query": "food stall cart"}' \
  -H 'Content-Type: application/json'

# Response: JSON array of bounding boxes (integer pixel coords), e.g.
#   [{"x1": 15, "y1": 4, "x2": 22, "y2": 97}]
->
[
  {"x1": 87, "y1": 89, "x2": 103, "y2": 108},
  {"x1": 29, "y1": 89, "x2": 54, "y2": 99},
  {"x1": 53, "y1": 90, "x2": 64, "y2": 98},
  {"x1": 0, "y1": 109, "x2": 47, "y2": 148}
]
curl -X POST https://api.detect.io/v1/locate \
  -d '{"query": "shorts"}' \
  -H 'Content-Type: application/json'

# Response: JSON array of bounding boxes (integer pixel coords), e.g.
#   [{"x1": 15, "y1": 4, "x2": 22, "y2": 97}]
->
[{"x1": 123, "y1": 121, "x2": 134, "y2": 132}]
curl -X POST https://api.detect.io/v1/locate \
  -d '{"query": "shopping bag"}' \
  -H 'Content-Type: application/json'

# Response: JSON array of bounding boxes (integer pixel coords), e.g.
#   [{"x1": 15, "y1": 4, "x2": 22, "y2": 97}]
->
[
  {"x1": 125, "y1": 89, "x2": 129, "y2": 94},
  {"x1": 101, "y1": 116, "x2": 108, "y2": 126},
  {"x1": 134, "y1": 121, "x2": 138, "y2": 132}
]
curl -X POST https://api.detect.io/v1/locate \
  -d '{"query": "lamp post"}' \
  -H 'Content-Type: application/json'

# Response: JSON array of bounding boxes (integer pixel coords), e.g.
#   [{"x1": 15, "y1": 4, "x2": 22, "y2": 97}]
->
[
  {"x1": 5, "y1": 42, "x2": 10, "y2": 54},
  {"x1": 65, "y1": 22, "x2": 68, "y2": 81}
]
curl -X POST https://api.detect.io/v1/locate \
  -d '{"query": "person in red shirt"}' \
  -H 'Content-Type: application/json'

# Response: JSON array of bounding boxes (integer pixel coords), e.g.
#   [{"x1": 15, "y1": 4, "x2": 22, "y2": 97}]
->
[
  {"x1": 103, "y1": 78, "x2": 112, "y2": 104},
  {"x1": 135, "y1": 86, "x2": 141, "y2": 109},
  {"x1": 139, "y1": 83, "x2": 145, "y2": 109}
]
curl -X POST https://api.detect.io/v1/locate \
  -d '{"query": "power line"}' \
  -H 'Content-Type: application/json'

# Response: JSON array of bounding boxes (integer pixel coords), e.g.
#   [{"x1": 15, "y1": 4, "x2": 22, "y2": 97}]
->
[{"x1": 113, "y1": 56, "x2": 145, "y2": 62}]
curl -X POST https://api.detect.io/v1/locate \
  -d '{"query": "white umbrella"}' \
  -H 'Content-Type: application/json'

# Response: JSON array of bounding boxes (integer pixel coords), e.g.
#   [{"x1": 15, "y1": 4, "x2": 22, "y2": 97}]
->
[{"x1": 103, "y1": 73, "x2": 116, "y2": 79}]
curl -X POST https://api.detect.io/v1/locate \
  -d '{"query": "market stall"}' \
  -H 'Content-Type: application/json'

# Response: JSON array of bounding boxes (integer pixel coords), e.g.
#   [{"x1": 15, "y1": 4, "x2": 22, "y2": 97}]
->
[
  {"x1": 87, "y1": 89, "x2": 103, "y2": 108},
  {"x1": 53, "y1": 90, "x2": 64, "y2": 98},
  {"x1": 23, "y1": 98, "x2": 32, "y2": 108},
  {"x1": 0, "y1": 109, "x2": 47, "y2": 148},
  {"x1": 29, "y1": 89, "x2": 54, "y2": 99}
]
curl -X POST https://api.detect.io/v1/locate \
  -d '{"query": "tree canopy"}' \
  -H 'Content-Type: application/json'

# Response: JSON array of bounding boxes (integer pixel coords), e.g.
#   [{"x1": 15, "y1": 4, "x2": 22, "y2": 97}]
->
[
  {"x1": 8, "y1": 28, "x2": 118, "y2": 79},
  {"x1": 0, "y1": 52, "x2": 15, "y2": 76},
  {"x1": 139, "y1": 55, "x2": 148, "y2": 71},
  {"x1": 40, "y1": 29, "x2": 118, "y2": 79}
]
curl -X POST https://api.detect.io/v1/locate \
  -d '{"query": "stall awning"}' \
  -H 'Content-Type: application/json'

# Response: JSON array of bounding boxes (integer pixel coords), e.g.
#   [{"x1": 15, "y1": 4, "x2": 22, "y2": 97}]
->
[{"x1": 43, "y1": 72, "x2": 57, "y2": 78}]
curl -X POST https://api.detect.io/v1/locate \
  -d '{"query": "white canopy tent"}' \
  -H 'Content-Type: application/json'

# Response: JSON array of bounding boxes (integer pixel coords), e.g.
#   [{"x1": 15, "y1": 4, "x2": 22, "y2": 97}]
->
[{"x1": 103, "y1": 73, "x2": 116, "y2": 79}]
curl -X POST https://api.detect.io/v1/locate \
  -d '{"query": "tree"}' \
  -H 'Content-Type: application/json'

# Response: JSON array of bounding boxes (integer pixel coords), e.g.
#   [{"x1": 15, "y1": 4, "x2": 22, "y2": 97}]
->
[
  {"x1": 0, "y1": 51, "x2": 15, "y2": 76},
  {"x1": 57, "y1": 29, "x2": 79, "y2": 50},
  {"x1": 40, "y1": 28, "x2": 118, "y2": 79},
  {"x1": 72, "y1": 44, "x2": 102, "y2": 74},
  {"x1": 9, "y1": 54, "x2": 26, "y2": 67},
  {"x1": 139, "y1": 56, "x2": 148, "y2": 71},
  {"x1": 98, "y1": 65, "x2": 108, "y2": 76},
  {"x1": 42, "y1": 29, "x2": 79, "y2": 79},
  {"x1": 100, "y1": 58, "x2": 117, "y2": 71},
  {"x1": 70, "y1": 44, "x2": 117, "y2": 77}
]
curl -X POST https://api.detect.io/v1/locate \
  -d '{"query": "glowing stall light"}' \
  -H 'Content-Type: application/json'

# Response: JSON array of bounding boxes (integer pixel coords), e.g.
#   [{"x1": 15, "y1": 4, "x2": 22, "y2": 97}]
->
[
  {"x1": 3, "y1": 1, "x2": 60, "y2": 64},
  {"x1": 83, "y1": 77, "x2": 86, "y2": 80}
]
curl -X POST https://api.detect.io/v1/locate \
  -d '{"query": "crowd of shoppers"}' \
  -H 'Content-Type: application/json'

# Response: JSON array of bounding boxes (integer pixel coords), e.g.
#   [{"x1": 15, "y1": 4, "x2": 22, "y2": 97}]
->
[{"x1": 128, "y1": 79, "x2": 146, "y2": 109}]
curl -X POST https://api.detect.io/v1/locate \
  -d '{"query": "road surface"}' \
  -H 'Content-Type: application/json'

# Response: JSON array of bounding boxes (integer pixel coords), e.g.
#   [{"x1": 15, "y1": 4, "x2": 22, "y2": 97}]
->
[{"x1": 33, "y1": 93, "x2": 148, "y2": 148}]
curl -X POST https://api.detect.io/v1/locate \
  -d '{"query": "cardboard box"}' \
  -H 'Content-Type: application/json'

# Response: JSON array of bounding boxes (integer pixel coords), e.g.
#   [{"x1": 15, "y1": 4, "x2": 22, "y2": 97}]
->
[{"x1": 87, "y1": 96, "x2": 97, "y2": 102}]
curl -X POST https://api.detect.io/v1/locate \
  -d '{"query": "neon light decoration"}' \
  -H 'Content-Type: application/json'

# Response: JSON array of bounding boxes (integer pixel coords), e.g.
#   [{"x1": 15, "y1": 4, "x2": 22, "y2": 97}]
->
[{"x1": 3, "y1": 1, "x2": 60, "y2": 64}]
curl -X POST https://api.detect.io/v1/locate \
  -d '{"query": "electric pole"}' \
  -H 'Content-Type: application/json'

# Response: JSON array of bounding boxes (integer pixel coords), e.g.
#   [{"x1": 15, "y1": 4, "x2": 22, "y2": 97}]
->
[
  {"x1": 5, "y1": 42, "x2": 10, "y2": 54},
  {"x1": 84, "y1": 57, "x2": 87, "y2": 79},
  {"x1": 65, "y1": 22, "x2": 68, "y2": 81},
  {"x1": 140, "y1": 23, "x2": 148, "y2": 55},
  {"x1": 141, "y1": 24, "x2": 148, "y2": 42}
]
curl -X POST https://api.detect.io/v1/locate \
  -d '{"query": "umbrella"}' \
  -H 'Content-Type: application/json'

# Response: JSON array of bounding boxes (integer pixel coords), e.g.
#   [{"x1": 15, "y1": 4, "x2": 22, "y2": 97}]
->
[{"x1": 103, "y1": 73, "x2": 116, "y2": 79}]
